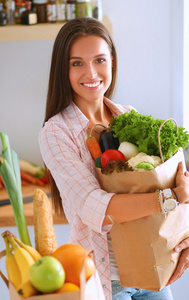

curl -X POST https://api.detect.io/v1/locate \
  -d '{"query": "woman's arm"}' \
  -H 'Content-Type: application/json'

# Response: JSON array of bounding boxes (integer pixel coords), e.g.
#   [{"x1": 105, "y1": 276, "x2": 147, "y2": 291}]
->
[
  {"x1": 104, "y1": 162, "x2": 189, "y2": 225},
  {"x1": 103, "y1": 192, "x2": 158, "y2": 225}
]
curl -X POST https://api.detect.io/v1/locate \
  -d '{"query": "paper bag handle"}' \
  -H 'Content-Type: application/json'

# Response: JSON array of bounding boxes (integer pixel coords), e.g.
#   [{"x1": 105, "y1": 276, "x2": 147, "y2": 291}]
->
[
  {"x1": 80, "y1": 250, "x2": 100, "y2": 300},
  {"x1": 158, "y1": 118, "x2": 178, "y2": 163}
]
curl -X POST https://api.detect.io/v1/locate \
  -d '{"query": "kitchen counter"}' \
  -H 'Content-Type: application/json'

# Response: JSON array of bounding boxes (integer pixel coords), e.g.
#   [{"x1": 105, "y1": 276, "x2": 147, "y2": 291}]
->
[{"x1": 0, "y1": 185, "x2": 68, "y2": 227}]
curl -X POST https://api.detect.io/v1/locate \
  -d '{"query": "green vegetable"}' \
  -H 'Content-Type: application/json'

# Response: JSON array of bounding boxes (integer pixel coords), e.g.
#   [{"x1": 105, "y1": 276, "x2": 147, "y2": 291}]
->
[
  {"x1": 111, "y1": 110, "x2": 189, "y2": 161},
  {"x1": 95, "y1": 156, "x2": 102, "y2": 168},
  {"x1": 0, "y1": 132, "x2": 31, "y2": 246},
  {"x1": 18, "y1": 158, "x2": 45, "y2": 179},
  {"x1": 135, "y1": 161, "x2": 155, "y2": 170}
]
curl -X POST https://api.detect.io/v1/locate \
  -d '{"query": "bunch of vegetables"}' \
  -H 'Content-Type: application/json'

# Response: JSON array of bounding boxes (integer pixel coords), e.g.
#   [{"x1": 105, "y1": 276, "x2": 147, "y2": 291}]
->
[
  {"x1": 0, "y1": 156, "x2": 48, "y2": 190},
  {"x1": 0, "y1": 132, "x2": 49, "y2": 244},
  {"x1": 86, "y1": 110, "x2": 189, "y2": 174},
  {"x1": 111, "y1": 110, "x2": 189, "y2": 161},
  {"x1": 0, "y1": 132, "x2": 31, "y2": 245}
]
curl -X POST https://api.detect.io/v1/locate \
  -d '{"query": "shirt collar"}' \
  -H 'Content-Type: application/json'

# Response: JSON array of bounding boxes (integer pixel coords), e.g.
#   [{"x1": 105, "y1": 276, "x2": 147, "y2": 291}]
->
[{"x1": 65, "y1": 98, "x2": 124, "y2": 136}]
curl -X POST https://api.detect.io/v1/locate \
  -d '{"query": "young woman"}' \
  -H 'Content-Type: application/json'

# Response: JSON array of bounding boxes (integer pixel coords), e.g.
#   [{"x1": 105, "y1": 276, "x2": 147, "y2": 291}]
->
[{"x1": 38, "y1": 17, "x2": 189, "y2": 300}]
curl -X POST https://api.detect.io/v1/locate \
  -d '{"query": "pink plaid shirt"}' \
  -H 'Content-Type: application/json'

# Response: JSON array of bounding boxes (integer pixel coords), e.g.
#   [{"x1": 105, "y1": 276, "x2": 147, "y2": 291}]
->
[{"x1": 38, "y1": 98, "x2": 132, "y2": 300}]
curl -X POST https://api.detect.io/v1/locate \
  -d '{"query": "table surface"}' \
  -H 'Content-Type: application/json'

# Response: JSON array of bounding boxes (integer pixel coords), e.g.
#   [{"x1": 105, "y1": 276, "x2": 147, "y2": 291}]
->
[{"x1": 0, "y1": 184, "x2": 68, "y2": 227}]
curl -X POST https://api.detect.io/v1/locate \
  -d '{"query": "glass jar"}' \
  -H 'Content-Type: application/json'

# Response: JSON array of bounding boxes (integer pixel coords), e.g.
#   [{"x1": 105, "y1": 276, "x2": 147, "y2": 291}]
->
[
  {"x1": 0, "y1": 2, "x2": 7, "y2": 26},
  {"x1": 21, "y1": 1, "x2": 38, "y2": 25},
  {"x1": 56, "y1": 0, "x2": 66, "y2": 23},
  {"x1": 66, "y1": 0, "x2": 76, "y2": 21},
  {"x1": 14, "y1": 2, "x2": 26, "y2": 24},
  {"x1": 76, "y1": 0, "x2": 92, "y2": 18},
  {"x1": 6, "y1": 0, "x2": 15, "y2": 24},
  {"x1": 33, "y1": 0, "x2": 47, "y2": 23},
  {"x1": 46, "y1": 0, "x2": 56, "y2": 23},
  {"x1": 92, "y1": 0, "x2": 102, "y2": 21}
]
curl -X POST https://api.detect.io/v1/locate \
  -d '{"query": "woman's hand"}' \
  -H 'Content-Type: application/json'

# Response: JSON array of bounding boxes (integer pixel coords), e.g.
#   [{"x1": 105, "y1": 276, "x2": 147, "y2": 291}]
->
[
  {"x1": 166, "y1": 238, "x2": 189, "y2": 285},
  {"x1": 174, "y1": 162, "x2": 189, "y2": 204}
]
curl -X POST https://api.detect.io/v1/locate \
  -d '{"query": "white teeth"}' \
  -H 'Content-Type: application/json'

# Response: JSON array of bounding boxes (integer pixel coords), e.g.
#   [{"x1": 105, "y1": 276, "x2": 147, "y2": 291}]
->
[{"x1": 83, "y1": 81, "x2": 100, "y2": 88}]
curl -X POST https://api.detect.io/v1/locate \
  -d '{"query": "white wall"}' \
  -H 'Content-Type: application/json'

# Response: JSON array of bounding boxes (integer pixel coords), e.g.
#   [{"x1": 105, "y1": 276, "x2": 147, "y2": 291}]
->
[
  {"x1": 102, "y1": 0, "x2": 183, "y2": 122},
  {"x1": 0, "y1": 40, "x2": 53, "y2": 165}
]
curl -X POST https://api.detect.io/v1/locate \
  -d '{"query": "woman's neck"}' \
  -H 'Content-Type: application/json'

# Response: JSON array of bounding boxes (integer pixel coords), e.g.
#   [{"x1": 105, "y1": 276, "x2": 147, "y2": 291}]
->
[{"x1": 75, "y1": 98, "x2": 112, "y2": 126}]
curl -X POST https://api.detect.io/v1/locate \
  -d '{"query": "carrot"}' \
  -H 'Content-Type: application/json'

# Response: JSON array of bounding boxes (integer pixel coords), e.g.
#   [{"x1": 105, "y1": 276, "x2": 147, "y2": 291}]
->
[
  {"x1": 33, "y1": 189, "x2": 57, "y2": 256},
  {"x1": 86, "y1": 135, "x2": 102, "y2": 161},
  {"x1": 0, "y1": 175, "x2": 4, "y2": 189},
  {"x1": 21, "y1": 180, "x2": 29, "y2": 186},
  {"x1": 0, "y1": 175, "x2": 4, "y2": 184},
  {"x1": 20, "y1": 170, "x2": 45, "y2": 186}
]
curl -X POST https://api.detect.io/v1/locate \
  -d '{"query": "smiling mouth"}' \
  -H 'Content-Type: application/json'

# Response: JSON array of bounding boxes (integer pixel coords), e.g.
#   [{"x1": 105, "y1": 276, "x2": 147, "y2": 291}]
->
[{"x1": 82, "y1": 81, "x2": 102, "y2": 88}]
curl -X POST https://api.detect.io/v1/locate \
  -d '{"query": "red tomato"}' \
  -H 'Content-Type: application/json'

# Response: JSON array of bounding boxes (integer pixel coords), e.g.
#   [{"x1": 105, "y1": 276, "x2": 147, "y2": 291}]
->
[{"x1": 101, "y1": 149, "x2": 126, "y2": 168}]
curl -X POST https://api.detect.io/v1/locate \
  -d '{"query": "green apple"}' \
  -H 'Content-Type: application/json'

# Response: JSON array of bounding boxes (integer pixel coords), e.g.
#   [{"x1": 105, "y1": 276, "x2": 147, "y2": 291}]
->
[{"x1": 29, "y1": 256, "x2": 65, "y2": 293}]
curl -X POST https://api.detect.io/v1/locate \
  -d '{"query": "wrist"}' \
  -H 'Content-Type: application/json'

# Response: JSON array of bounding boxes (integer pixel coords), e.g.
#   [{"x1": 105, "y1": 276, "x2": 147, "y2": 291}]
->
[{"x1": 156, "y1": 188, "x2": 179, "y2": 213}]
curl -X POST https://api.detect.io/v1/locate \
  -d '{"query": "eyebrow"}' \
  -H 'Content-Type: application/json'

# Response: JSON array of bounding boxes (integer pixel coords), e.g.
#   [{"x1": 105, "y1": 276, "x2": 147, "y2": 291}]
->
[{"x1": 69, "y1": 53, "x2": 108, "y2": 60}]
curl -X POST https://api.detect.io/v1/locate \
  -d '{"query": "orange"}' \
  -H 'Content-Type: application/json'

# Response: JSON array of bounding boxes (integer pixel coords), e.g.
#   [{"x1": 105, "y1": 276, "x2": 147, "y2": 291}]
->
[
  {"x1": 55, "y1": 282, "x2": 80, "y2": 294},
  {"x1": 52, "y1": 244, "x2": 96, "y2": 287}
]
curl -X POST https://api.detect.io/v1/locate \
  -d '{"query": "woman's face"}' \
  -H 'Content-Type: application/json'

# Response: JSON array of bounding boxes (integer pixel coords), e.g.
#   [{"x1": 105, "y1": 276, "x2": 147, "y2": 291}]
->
[{"x1": 69, "y1": 35, "x2": 113, "y2": 105}]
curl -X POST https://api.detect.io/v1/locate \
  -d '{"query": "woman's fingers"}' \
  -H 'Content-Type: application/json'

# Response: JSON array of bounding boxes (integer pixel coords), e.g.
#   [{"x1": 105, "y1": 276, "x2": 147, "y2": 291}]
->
[
  {"x1": 166, "y1": 247, "x2": 189, "y2": 285},
  {"x1": 177, "y1": 161, "x2": 184, "y2": 172},
  {"x1": 167, "y1": 238, "x2": 189, "y2": 285},
  {"x1": 174, "y1": 238, "x2": 189, "y2": 252}
]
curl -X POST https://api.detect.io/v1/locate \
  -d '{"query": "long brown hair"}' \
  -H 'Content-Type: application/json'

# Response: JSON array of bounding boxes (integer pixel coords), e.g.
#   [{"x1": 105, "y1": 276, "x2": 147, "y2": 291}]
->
[{"x1": 44, "y1": 17, "x2": 118, "y2": 216}]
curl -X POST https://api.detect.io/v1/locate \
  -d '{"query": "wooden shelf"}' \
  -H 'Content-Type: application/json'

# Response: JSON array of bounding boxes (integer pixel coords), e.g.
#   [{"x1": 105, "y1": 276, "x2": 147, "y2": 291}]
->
[
  {"x1": 0, "y1": 23, "x2": 64, "y2": 42},
  {"x1": 0, "y1": 185, "x2": 68, "y2": 227},
  {"x1": 0, "y1": 16, "x2": 112, "y2": 42}
]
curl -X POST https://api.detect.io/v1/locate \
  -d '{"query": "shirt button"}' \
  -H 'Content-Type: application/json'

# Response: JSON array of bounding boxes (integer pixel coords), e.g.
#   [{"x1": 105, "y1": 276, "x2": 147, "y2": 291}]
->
[
  {"x1": 98, "y1": 233, "x2": 102, "y2": 236},
  {"x1": 102, "y1": 257, "x2": 105, "y2": 262},
  {"x1": 102, "y1": 284, "x2": 106, "y2": 288}
]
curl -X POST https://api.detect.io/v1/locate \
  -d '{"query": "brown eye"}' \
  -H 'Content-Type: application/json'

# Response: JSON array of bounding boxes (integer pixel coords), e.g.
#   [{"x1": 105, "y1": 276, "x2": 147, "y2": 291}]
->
[
  {"x1": 72, "y1": 61, "x2": 83, "y2": 66},
  {"x1": 96, "y1": 58, "x2": 105, "y2": 63}
]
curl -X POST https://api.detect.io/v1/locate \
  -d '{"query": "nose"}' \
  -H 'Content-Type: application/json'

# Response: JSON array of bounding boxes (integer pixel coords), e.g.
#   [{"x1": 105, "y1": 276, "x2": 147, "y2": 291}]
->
[{"x1": 86, "y1": 63, "x2": 97, "y2": 79}]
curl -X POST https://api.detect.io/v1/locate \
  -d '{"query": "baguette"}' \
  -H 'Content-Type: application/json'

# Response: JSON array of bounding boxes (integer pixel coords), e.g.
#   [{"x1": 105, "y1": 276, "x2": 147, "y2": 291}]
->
[{"x1": 33, "y1": 189, "x2": 57, "y2": 256}]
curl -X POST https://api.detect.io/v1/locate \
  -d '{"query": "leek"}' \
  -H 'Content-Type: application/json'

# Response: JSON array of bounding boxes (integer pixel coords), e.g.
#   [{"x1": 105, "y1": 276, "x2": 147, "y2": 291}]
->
[{"x1": 0, "y1": 132, "x2": 31, "y2": 246}]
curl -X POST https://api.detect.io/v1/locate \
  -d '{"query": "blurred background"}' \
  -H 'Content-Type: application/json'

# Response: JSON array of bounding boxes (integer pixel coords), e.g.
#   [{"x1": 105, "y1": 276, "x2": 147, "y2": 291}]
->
[{"x1": 0, "y1": 1, "x2": 189, "y2": 299}]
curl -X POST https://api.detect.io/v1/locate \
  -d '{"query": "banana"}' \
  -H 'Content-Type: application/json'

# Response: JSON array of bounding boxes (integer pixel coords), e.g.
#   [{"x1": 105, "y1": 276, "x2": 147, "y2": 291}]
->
[
  {"x1": 7, "y1": 235, "x2": 35, "y2": 282},
  {"x1": 17, "y1": 280, "x2": 39, "y2": 298},
  {"x1": 13, "y1": 236, "x2": 41, "y2": 261},
  {"x1": 2, "y1": 236, "x2": 22, "y2": 290},
  {"x1": 2, "y1": 231, "x2": 39, "y2": 298}
]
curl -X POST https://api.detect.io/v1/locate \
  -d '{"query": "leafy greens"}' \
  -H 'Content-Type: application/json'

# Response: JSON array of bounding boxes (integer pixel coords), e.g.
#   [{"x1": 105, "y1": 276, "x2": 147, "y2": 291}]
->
[{"x1": 111, "y1": 110, "x2": 189, "y2": 162}]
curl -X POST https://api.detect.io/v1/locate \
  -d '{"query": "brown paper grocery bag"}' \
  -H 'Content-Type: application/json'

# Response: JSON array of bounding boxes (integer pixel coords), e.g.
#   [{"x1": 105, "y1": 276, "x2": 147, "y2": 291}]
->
[
  {"x1": 0, "y1": 250, "x2": 105, "y2": 300},
  {"x1": 110, "y1": 204, "x2": 189, "y2": 291},
  {"x1": 96, "y1": 148, "x2": 185, "y2": 194},
  {"x1": 96, "y1": 148, "x2": 189, "y2": 291}
]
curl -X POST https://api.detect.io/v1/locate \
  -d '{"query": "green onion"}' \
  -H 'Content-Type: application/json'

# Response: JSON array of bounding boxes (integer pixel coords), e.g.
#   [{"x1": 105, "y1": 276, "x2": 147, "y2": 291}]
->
[{"x1": 0, "y1": 132, "x2": 31, "y2": 246}]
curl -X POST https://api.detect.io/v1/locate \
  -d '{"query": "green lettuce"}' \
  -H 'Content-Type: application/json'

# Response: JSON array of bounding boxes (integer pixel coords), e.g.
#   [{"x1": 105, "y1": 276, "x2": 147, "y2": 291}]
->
[{"x1": 111, "y1": 110, "x2": 189, "y2": 161}]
